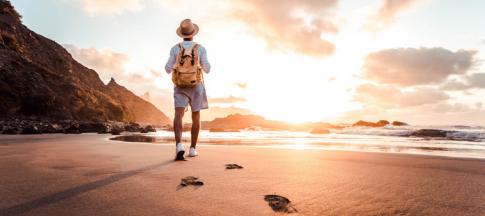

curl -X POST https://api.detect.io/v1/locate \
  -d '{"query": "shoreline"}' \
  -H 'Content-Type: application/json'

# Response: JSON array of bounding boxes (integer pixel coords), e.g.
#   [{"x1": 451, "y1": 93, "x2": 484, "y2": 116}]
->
[
  {"x1": 2, "y1": 133, "x2": 485, "y2": 161},
  {"x1": 1, "y1": 134, "x2": 485, "y2": 215},
  {"x1": 111, "y1": 138, "x2": 485, "y2": 161}
]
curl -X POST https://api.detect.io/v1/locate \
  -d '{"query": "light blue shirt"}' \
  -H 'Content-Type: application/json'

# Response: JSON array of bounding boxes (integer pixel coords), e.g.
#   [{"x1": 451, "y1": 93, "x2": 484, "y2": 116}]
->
[{"x1": 165, "y1": 41, "x2": 211, "y2": 74}]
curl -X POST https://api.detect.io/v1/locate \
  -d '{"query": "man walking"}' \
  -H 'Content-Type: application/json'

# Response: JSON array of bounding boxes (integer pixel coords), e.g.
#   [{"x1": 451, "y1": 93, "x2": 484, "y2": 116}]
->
[{"x1": 165, "y1": 19, "x2": 211, "y2": 160}]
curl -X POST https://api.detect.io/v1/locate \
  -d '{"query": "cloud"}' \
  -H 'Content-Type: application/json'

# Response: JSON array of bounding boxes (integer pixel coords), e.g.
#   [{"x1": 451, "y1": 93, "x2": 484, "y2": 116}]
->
[
  {"x1": 354, "y1": 83, "x2": 449, "y2": 108},
  {"x1": 64, "y1": 44, "x2": 129, "y2": 78},
  {"x1": 441, "y1": 73, "x2": 485, "y2": 91},
  {"x1": 209, "y1": 96, "x2": 246, "y2": 104},
  {"x1": 234, "y1": 82, "x2": 247, "y2": 89},
  {"x1": 364, "y1": 0, "x2": 417, "y2": 31},
  {"x1": 79, "y1": 0, "x2": 143, "y2": 15},
  {"x1": 467, "y1": 73, "x2": 485, "y2": 88},
  {"x1": 440, "y1": 79, "x2": 469, "y2": 91},
  {"x1": 362, "y1": 47, "x2": 477, "y2": 86},
  {"x1": 231, "y1": 0, "x2": 338, "y2": 57},
  {"x1": 64, "y1": 44, "x2": 159, "y2": 86},
  {"x1": 150, "y1": 69, "x2": 162, "y2": 77}
]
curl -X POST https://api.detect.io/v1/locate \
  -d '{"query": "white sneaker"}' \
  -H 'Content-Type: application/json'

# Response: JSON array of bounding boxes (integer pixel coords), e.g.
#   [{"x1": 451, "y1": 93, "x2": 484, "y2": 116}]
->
[
  {"x1": 175, "y1": 143, "x2": 185, "y2": 160},
  {"x1": 188, "y1": 147, "x2": 198, "y2": 157}
]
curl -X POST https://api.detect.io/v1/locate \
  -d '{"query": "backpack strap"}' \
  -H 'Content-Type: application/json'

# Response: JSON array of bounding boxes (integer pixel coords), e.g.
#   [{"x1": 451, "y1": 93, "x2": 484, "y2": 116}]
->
[
  {"x1": 178, "y1": 43, "x2": 185, "y2": 66},
  {"x1": 191, "y1": 43, "x2": 199, "y2": 65}
]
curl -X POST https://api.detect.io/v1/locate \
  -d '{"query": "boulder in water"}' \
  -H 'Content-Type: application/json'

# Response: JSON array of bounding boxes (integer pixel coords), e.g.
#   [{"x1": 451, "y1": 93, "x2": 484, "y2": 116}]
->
[
  {"x1": 2, "y1": 125, "x2": 20, "y2": 134},
  {"x1": 111, "y1": 127, "x2": 123, "y2": 135},
  {"x1": 79, "y1": 122, "x2": 109, "y2": 133},
  {"x1": 392, "y1": 121, "x2": 408, "y2": 126},
  {"x1": 124, "y1": 122, "x2": 141, "y2": 132},
  {"x1": 20, "y1": 125, "x2": 42, "y2": 134},
  {"x1": 64, "y1": 123, "x2": 81, "y2": 134},
  {"x1": 411, "y1": 129, "x2": 447, "y2": 138},
  {"x1": 140, "y1": 125, "x2": 156, "y2": 133},
  {"x1": 40, "y1": 123, "x2": 63, "y2": 133},
  {"x1": 97, "y1": 124, "x2": 112, "y2": 134},
  {"x1": 375, "y1": 120, "x2": 390, "y2": 127},
  {"x1": 352, "y1": 120, "x2": 389, "y2": 127},
  {"x1": 352, "y1": 120, "x2": 373, "y2": 127}
]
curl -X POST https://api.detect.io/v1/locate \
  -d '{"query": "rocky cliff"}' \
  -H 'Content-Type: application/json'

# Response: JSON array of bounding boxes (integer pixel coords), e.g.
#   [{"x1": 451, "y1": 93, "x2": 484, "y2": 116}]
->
[
  {"x1": 0, "y1": 1, "x2": 170, "y2": 125},
  {"x1": 106, "y1": 78, "x2": 170, "y2": 125}
]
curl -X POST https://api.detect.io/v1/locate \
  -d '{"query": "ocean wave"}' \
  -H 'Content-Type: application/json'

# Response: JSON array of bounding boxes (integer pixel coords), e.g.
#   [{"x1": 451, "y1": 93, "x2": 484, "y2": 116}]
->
[
  {"x1": 333, "y1": 126, "x2": 485, "y2": 142},
  {"x1": 334, "y1": 126, "x2": 414, "y2": 137},
  {"x1": 445, "y1": 130, "x2": 485, "y2": 142}
]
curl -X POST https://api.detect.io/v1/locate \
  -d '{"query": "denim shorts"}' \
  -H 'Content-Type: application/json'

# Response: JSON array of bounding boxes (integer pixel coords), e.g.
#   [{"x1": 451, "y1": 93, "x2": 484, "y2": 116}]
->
[{"x1": 173, "y1": 83, "x2": 208, "y2": 112}]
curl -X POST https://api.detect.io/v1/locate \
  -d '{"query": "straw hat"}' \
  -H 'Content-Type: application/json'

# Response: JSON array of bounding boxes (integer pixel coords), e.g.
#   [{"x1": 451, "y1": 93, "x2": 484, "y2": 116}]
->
[{"x1": 176, "y1": 19, "x2": 199, "y2": 38}]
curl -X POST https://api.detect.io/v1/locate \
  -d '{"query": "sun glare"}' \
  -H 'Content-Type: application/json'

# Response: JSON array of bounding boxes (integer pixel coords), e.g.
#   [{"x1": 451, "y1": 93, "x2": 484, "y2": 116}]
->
[{"x1": 245, "y1": 77, "x2": 354, "y2": 123}]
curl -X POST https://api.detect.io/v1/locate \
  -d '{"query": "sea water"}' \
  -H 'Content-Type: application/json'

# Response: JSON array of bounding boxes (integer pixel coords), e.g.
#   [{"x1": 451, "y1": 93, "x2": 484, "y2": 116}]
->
[{"x1": 147, "y1": 125, "x2": 485, "y2": 159}]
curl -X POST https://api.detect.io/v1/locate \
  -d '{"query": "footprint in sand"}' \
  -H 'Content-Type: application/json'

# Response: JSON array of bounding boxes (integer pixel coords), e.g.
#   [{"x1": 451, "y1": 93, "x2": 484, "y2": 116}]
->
[
  {"x1": 225, "y1": 164, "x2": 243, "y2": 169},
  {"x1": 264, "y1": 195, "x2": 297, "y2": 213},
  {"x1": 180, "y1": 176, "x2": 204, "y2": 187}
]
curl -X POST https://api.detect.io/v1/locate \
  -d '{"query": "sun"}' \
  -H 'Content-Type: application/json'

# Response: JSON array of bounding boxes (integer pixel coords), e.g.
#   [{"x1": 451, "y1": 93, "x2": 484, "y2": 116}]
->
[{"x1": 244, "y1": 77, "x2": 355, "y2": 123}]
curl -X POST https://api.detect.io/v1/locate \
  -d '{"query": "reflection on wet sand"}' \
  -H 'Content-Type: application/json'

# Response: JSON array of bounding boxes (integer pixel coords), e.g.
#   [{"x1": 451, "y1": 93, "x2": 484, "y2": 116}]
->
[
  {"x1": 108, "y1": 132, "x2": 485, "y2": 159},
  {"x1": 110, "y1": 135, "x2": 156, "y2": 143}
]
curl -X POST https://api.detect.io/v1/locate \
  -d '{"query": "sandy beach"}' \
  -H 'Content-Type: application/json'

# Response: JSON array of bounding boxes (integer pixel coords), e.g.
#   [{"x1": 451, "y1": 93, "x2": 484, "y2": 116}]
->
[{"x1": 1, "y1": 134, "x2": 485, "y2": 216}]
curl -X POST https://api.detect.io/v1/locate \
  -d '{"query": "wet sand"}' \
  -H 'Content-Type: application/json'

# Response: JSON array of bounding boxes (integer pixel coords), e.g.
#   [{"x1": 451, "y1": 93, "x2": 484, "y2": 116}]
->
[{"x1": 1, "y1": 134, "x2": 484, "y2": 216}]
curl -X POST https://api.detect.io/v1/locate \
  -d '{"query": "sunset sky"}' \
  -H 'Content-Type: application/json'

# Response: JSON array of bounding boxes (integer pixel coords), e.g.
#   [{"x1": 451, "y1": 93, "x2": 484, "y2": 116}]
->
[{"x1": 10, "y1": 0, "x2": 485, "y2": 125}]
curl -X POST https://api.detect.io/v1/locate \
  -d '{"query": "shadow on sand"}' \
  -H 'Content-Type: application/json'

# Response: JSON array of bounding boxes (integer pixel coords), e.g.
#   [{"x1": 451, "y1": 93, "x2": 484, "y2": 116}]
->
[{"x1": 0, "y1": 160, "x2": 173, "y2": 216}]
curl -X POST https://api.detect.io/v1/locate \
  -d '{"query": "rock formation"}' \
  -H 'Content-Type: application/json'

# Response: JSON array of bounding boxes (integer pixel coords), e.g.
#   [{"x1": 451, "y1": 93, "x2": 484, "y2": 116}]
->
[{"x1": 0, "y1": 1, "x2": 170, "y2": 125}]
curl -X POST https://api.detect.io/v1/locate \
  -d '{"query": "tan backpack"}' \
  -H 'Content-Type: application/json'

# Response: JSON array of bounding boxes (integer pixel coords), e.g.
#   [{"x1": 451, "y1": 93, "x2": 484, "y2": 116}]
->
[{"x1": 171, "y1": 43, "x2": 203, "y2": 87}]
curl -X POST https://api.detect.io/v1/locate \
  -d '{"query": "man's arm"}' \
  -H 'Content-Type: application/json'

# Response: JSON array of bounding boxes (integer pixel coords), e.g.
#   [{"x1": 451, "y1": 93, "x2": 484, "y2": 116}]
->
[
  {"x1": 199, "y1": 46, "x2": 211, "y2": 73},
  {"x1": 165, "y1": 46, "x2": 177, "y2": 74}
]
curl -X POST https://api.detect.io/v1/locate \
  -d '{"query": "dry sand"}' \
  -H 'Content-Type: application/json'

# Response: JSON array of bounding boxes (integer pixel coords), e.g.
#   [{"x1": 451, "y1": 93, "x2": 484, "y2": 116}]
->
[{"x1": 1, "y1": 134, "x2": 484, "y2": 216}]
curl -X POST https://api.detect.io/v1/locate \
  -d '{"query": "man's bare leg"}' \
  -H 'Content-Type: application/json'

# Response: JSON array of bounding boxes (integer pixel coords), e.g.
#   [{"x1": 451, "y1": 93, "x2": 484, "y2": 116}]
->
[
  {"x1": 174, "y1": 107, "x2": 185, "y2": 145},
  {"x1": 191, "y1": 111, "x2": 200, "y2": 148}
]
